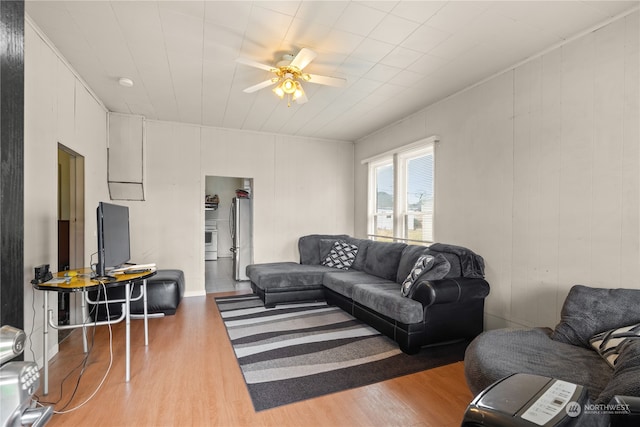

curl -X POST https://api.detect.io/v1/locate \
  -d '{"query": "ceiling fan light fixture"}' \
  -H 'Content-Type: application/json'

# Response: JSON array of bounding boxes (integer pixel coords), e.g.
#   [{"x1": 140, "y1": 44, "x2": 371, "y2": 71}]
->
[
  {"x1": 273, "y1": 84, "x2": 285, "y2": 98},
  {"x1": 237, "y1": 48, "x2": 346, "y2": 106},
  {"x1": 292, "y1": 81, "x2": 305, "y2": 100},
  {"x1": 282, "y1": 78, "x2": 296, "y2": 94}
]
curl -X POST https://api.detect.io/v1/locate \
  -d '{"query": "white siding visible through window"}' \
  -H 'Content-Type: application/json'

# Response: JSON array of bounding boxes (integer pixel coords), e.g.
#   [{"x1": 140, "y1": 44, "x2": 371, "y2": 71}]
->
[
  {"x1": 372, "y1": 160, "x2": 393, "y2": 240},
  {"x1": 402, "y1": 149, "x2": 434, "y2": 242},
  {"x1": 364, "y1": 136, "x2": 438, "y2": 243}
]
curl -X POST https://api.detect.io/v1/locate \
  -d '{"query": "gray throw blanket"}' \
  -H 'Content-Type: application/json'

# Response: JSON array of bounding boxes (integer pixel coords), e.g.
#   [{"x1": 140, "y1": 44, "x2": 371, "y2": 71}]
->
[{"x1": 429, "y1": 243, "x2": 485, "y2": 278}]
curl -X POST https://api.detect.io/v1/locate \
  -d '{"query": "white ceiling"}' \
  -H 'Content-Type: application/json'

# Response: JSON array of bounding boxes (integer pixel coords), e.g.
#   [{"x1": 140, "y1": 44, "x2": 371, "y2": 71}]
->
[{"x1": 25, "y1": 1, "x2": 639, "y2": 142}]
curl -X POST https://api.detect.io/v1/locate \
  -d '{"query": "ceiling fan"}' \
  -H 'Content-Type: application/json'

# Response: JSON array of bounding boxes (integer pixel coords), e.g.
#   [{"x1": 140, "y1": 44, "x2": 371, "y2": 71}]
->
[{"x1": 236, "y1": 48, "x2": 347, "y2": 106}]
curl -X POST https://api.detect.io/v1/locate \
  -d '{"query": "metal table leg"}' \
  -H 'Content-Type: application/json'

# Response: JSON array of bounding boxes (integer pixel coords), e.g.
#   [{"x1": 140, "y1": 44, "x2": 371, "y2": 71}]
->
[
  {"x1": 125, "y1": 281, "x2": 131, "y2": 382},
  {"x1": 143, "y1": 279, "x2": 148, "y2": 346},
  {"x1": 81, "y1": 289, "x2": 88, "y2": 353},
  {"x1": 43, "y1": 291, "x2": 49, "y2": 395}
]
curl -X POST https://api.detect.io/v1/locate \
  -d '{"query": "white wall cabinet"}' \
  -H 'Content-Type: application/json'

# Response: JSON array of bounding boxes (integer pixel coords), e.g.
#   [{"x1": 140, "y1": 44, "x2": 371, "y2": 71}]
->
[{"x1": 108, "y1": 113, "x2": 145, "y2": 200}]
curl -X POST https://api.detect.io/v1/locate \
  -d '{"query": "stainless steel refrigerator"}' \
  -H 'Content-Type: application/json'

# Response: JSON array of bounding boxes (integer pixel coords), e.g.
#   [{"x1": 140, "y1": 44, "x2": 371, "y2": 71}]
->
[{"x1": 230, "y1": 197, "x2": 252, "y2": 281}]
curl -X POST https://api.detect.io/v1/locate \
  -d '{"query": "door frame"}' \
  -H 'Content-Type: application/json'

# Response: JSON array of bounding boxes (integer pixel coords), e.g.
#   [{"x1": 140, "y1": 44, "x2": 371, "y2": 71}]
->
[{"x1": 58, "y1": 144, "x2": 85, "y2": 324}]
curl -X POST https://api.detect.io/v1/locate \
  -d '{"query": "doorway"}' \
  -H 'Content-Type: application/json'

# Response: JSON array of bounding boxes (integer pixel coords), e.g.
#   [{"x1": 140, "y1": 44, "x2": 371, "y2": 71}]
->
[
  {"x1": 204, "y1": 175, "x2": 253, "y2": 293},
  {"x1": 57, "y1": 145, "x2": 85, "y2": 340}
]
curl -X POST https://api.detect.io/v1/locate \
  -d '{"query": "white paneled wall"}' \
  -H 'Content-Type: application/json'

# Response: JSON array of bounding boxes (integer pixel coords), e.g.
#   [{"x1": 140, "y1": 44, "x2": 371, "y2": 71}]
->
[
  {"x1": 273, "y1": 136, "x2": 354, "y2": 260},
  {"x1": 355, "y1": 12, "x2": 639, "y2": 330},
  {"x1": 24, "y1": 23, "x2": 60, "y2": 364},
  {"x1": 125, "y1": 122, "x2": 203, "y2": 293},
  {"x1": 24, "y1": 22, "x2": 109, "y2": 365},
  {"x1": 123, "y1": 124, "x2": 354, "y2": 296},
  {"x1": 511, "y1": 50, "x2": 563, "y2": 327},
  {"x1": 434, "y1": 74, "x2": 516, "y2": 326},
  {"x1": 512, "y1": 13, "x2": 639, "y2": 328}
]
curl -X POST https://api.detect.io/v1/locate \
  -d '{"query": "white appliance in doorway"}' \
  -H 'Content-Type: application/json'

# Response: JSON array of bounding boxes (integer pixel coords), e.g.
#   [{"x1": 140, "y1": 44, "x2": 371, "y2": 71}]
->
[
  {"x1": 205, "y1": 220, "x2": 218, "y2": 261},
  {"x1": 230, "y1": 197, "x2": 252, "y2": 280}
]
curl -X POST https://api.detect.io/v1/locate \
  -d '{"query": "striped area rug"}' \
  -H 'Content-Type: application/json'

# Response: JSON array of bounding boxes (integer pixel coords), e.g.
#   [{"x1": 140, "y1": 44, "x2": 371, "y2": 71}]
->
[{"x1": 215, "y1": 294, "x2": 468, "y2": 411}]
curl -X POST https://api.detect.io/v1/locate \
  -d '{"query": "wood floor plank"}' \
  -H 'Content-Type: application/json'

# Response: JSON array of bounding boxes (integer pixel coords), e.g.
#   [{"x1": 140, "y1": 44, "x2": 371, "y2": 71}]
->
[{"x1": 36, "y1": 294, "x2": 475, "y2": 426}]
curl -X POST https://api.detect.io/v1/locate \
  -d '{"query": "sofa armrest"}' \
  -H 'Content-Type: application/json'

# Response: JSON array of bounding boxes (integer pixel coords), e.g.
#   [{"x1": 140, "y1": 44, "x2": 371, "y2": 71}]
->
[{"x1": 410, "y1": 277, "x2": 490, "y2": 307}]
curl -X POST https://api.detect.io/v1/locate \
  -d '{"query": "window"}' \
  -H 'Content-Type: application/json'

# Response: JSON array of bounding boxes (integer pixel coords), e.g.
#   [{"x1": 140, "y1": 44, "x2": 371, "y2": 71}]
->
[
  {"x1": 400, "y1": 148, "x2": 434, "y2": 242},
  {"x1": 371, "y1": 160, "x2": 394, "y2": 241},
  {"x1": 365, "y1": 136, "x2": 437, "y2": 244}
]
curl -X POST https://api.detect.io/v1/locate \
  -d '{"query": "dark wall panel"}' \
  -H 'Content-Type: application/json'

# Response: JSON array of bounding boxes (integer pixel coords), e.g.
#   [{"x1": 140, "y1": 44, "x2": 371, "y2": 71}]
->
[{"x1": 0, "y1": 0, "x2": 25, "y2": 330}]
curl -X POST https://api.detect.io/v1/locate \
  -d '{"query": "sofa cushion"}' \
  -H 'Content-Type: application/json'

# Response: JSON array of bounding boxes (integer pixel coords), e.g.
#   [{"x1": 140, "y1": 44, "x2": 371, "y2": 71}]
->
[
  {"x1": 589, "y1": 322, "x2": 640, "y2": 368},
  {"x1": 321, "y1": 240, "x2": 359, "y2": 270},
  {"x1": 344, "y1": 237, "x2": 371, "y2": 271},
  {"x1": 402, "y1": 254, "x2": 452, "y2": 298},
  {"x1": 298, "y1": 234, "x2": 349, "y2": 265},
  {"x1": 396, "y1": 244, "x2": 462, "y2": 278},
  {"x1": 427, "y1": 243, "x2": 485, "y2": 278},
  {"x1": 396, "y1": 245, "x2": 430, "y2": 283},
  {"x1": 425, "y1": 250, "x2": 462, "y2": 277},
  {"x1": 352, "y1": 282, "x2": 424, "y2": 324},
  {"x1": 595, "y1": 338, "x2": 640, "y2": 404},
  {"x1": 319, "y1": 238, "x2": 338, "y2": 260},
  {"x1": 246, "y1": 262, "x2": 339, "y2": 290},
  {"x1": 362, "y1": 241, "x2": 407, "y2": 281},
  {"x1": 401, "y1": 254, "x2": 435, "y2": 297},
  {"x1": 464, "y1": 327, "x2": 612, "y2": 400},
  {"x1": 551, "y1": 285, "x2": 640, "y2": 348},
  {"x1": 323, "y1": 271, "x2": 394, "y2": 299}
]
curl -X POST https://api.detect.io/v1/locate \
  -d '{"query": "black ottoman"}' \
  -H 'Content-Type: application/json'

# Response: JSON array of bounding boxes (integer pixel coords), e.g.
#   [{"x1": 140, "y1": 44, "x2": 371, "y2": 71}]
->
[
  {"x1": 134, "y1": 269, "x2": 184, "y2": 315},
  {"x1": 91, "y1": 269, "x2": 184, "y2": 320}
]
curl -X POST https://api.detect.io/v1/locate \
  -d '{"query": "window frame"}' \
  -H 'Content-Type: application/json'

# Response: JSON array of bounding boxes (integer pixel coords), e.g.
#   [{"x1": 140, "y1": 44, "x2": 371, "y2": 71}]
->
[
  {"x1": 397, "y1": 145, "x2": 434, "y2": 243},
  {"x1": 368, "y1": 158, "x2": 394, "y2": 242},
  {"x1": 364, "y1": 136, "x2": 438, "y2": 244}
]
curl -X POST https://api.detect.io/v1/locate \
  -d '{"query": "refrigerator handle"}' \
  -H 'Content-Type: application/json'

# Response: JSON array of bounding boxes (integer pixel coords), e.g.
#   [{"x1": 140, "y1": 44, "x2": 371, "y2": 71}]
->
[{"x1": 229, "y1": 199, "x2": 235, "y2": 240}]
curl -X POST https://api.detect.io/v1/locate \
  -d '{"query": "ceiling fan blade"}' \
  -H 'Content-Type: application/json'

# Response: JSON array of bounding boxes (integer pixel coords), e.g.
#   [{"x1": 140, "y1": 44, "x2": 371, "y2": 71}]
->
[
  {"x1": 236, "y1": 57, "x2": 277, "y2": 72},
  {"x1": 243, "y1": 79, "x2": 278, "y2": 93},
  {"x1": 306, "y1": 73, "x2": 347, "y2": 87},
  {"x1": 290, "y1": 48, "x2": 317, "y2": 70}
]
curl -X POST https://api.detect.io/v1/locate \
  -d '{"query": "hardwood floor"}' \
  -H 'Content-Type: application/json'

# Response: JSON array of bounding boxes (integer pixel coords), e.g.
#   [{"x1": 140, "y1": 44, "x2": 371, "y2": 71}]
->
[{"x1": 36, "y1": 292, "x2": 475, "y2": 426}]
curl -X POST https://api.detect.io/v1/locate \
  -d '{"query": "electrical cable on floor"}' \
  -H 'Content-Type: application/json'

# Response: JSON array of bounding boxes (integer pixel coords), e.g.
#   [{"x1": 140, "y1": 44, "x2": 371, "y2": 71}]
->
[
  {"x1": 54, "y1": 307, "x2": 100, "y2": 411},
  {"x1": 33, "y1": 288, "x2": 101, "y2": 407},
  {"x1": 34, "y1": 281, "x2": 115, "y2": 414},
  {"x1": 28, "y1": 287, "x2": 40, "y2": 364},
  {"x1": 34, "y1": 301, "x2": 97, "y2": 407}
]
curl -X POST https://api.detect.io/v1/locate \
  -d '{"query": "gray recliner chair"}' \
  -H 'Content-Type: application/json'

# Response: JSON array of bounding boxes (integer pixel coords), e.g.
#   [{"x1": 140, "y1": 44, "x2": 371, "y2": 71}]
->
[{"x1": 464, "y1": 285, "x2": 640, "y2": 425}]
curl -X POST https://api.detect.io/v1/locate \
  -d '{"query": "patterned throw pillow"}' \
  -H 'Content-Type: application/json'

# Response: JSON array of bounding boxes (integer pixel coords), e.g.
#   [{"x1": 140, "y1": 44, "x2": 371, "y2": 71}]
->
[
  {"x1": 589, "y1": 323, "x2": 640, "y2": 368},
  {"x1": 401, "y1": 254, "x2": 435, "y2": 297},
  {"x1": 321, "y1": 241, "x2": 358, "y2": 270}
]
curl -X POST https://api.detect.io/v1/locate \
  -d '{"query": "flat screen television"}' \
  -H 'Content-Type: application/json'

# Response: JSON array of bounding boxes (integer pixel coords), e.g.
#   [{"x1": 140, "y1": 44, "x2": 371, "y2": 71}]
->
[{"x1": 95, "y1": 202, "x2": 131, "y2": 280}]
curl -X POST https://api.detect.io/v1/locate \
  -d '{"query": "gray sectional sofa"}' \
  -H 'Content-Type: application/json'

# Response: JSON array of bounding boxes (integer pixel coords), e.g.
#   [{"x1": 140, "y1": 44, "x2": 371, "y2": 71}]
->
[{"x1": 246, "y1": 234, "x2": 490, "y2": 354}]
